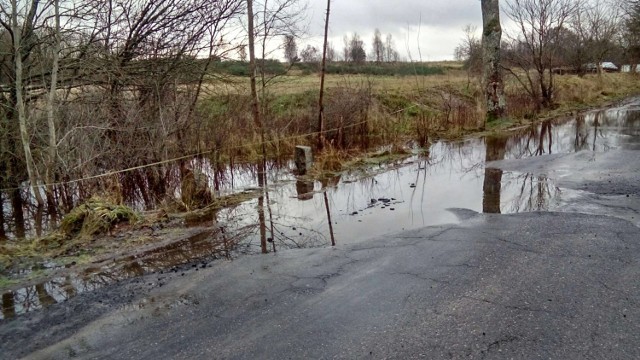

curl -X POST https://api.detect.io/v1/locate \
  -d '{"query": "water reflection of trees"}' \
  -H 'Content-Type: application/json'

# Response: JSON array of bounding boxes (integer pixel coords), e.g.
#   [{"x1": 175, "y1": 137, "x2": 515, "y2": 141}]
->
[
  {"x1": 482, "y1": 115, "x2": 592, "y2": 214},
  {"x1": 501, "y1": 107, "x2": 640, "y2": 160},
  {"x1": 483, "y1": 136, "x2": 508, "y2": 213},
  {"x1": 504, "y1": 174, "x2": 561, "y2": 213}
]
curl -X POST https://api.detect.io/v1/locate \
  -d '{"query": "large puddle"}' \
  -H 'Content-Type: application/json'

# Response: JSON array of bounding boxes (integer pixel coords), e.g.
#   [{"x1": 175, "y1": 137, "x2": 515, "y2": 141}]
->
[{"x1": 2, "y1": 99, "x2": 640, "y2": 320}]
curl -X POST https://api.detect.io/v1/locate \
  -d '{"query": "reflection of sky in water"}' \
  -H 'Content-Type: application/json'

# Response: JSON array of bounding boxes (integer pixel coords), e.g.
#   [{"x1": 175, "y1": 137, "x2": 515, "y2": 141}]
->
[{"x1": 3, "y1": 102, "x2": 640, "y2": 320}]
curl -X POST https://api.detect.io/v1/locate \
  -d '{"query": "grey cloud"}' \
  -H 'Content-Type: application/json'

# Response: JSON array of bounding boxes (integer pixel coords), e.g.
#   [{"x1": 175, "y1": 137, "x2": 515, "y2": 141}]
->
[
  {"x1": 308, "y1": 0, "x2": 481, "y2": 35},
  {"x1": 302, "y1": 0, "x2": 483, "y2": 60}
]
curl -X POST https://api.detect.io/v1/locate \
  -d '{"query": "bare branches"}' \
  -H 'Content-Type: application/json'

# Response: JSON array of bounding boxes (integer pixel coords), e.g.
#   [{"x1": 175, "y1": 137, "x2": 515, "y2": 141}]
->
[{"x1": 504, "y1": 0, "x2": 579, "y2": 108}]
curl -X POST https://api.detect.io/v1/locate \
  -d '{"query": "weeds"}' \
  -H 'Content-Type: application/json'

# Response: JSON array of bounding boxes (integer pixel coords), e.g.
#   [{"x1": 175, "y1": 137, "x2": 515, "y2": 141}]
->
[{"x1": 313, "y1": 146, "x2": 349, "y2": 173}]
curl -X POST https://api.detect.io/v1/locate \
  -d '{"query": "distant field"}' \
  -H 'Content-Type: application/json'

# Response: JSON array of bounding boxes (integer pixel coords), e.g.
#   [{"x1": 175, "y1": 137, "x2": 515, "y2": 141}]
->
[{"x1": 202, "y1": 66, "x2": 471, "y2": 96}]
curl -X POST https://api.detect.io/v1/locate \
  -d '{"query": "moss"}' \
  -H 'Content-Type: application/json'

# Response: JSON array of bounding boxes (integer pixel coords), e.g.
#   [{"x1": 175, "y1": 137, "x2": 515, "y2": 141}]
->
[{"x1": 483, "y1": 18, "x2": 501, "y2": 37}]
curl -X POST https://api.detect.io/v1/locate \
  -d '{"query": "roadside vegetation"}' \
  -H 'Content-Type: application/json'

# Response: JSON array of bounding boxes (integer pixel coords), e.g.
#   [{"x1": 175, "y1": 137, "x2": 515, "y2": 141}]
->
[{"x1": 2, "y1": 0, "x2": 640, "y2": 288}]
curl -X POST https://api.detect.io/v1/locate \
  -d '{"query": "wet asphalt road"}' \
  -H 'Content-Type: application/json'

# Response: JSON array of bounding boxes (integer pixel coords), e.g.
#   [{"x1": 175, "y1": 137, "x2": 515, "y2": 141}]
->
[{"x1": 2, "y1": 149, "x2": 640, "y2": 359}]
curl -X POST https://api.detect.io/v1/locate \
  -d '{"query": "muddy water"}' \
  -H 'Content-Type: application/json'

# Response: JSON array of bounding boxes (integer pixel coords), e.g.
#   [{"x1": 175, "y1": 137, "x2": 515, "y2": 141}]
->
[{"x1": 2, "y1": 99, "x2": 640, "y2": 319}]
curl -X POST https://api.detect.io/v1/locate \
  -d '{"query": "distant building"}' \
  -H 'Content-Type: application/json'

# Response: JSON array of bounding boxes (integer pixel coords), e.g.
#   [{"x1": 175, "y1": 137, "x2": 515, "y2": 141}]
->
[
  {"x1": 585, "y1": 62, "x2": 619, "y2": 72},
  {"x1": 553, "y1": 62, "x2": 619, "y2": 75}
]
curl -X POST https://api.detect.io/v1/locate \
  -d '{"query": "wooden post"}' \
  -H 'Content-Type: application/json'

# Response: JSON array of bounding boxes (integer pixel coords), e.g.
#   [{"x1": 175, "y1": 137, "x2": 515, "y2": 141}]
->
[{"x1": 317, "y1": 0, "x2": 331, "y2": 149}]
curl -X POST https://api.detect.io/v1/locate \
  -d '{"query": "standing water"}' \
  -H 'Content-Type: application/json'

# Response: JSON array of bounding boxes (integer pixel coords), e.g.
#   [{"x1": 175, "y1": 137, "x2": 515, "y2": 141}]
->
[{"x1": 2, "y1": 99, "x2": 640, "y2": 319}]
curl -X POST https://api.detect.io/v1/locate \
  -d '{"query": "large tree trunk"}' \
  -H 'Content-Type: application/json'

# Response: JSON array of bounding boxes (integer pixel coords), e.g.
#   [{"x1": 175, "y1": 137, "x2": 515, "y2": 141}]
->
[{"x1": 481, "y1": 0, "x2": 506, "y2": 123}]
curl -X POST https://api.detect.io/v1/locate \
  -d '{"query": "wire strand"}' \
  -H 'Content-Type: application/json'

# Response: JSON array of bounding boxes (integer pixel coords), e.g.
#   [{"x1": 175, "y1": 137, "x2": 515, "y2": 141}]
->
[{"x1": 0, "y1": 119, "x2": 372, "y2": 193}]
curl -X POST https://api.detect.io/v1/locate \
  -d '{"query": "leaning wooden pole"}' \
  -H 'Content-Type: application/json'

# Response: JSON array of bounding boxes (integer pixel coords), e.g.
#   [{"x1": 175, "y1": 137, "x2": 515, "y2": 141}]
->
[{"x1": 317, "y1": 0, "x2": 331, "y2": 149}]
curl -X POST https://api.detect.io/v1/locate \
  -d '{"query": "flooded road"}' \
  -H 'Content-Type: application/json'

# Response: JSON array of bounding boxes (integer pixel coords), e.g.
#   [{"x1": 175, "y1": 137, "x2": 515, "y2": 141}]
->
[{"x1": 2, "y1": 98, "x2": 640, "y2": 320}]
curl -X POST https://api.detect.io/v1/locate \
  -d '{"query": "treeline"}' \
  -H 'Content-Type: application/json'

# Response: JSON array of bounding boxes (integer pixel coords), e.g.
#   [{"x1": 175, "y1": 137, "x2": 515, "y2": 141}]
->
[
  {"x1": 209, "y1": 59, "x2": 444, "y2": 77},
  {"x1": 284, "y1": 29, "x2": 400, "y2": 64}
]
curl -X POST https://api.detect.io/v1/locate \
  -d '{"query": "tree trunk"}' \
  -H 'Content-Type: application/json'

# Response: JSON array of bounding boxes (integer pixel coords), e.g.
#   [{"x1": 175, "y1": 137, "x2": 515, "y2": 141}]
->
[
  {"x1": 317, "y1": 0, "x2": 331, "y2": 149},
  {"x1": 481, "y1": 0, "x2": 506, "y2": 123},
  {"x1": 246, "y1": 0, "x2": 265, "y2": 168},
  {"x1": 45, "y1": 0, "x2": 61, "y2": 206},
  {"x1": 247, "y1": 0, "x2": 269, "y2": 254},
  {"x1": 12, "y1": 0, "x2": 45, "y2": 207},
  {"x1": 0, "y1": 193, "x2": 6, "y2": 241}
]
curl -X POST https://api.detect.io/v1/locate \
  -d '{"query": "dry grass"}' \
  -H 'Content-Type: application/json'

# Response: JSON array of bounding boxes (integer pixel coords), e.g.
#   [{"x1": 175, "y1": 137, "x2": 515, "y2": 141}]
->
[
  {"x1": 58, "y1": 197, "x2": 139, "y2": 237},
  {"x1": 555, "y1": 73, "x2": 640, "y2": 107},
  {"x1": 312, "y1": 146, "x2": 350, "y2": 173}
]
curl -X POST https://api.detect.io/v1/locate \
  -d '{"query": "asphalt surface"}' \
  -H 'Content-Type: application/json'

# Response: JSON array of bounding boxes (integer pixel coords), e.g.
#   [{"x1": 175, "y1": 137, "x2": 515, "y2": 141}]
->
[{"x1": 2, "y1": 149, "x2": 640, "y2": 359}]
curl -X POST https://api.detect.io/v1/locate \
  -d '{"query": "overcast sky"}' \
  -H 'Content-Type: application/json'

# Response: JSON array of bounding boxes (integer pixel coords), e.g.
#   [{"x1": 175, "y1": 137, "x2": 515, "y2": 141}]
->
[{"x1": 302, "y1": 0, "x2": 484, "y2": 61}]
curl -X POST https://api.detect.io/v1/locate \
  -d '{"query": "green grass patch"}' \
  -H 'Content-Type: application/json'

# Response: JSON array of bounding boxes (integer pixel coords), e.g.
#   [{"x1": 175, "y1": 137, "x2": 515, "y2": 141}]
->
[{"x1": 268, "y1": 90, "x2": 318, "y2": 116}]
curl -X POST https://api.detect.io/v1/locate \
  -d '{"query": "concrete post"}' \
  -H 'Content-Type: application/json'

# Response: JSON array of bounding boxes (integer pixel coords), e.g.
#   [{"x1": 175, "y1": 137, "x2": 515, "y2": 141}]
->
[{"x1": 295, "y1": 146, "x2": 313, "y2": 175}]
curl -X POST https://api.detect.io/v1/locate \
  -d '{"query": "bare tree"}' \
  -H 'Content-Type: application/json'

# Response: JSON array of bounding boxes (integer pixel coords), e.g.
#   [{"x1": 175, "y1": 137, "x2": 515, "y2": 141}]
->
[
  {"x1": 283, "y1": 34, "x2": 298, "y2": 63},
  {"x1": 580, "y1": 0, "x2": 621, "y2": 77},
  {"x1": 252, "y1": 0, "x2": 307, "y2": 86},
  {"x1": 300, "y1": 44, "x2": 319, "y2": 62},
  {"x1": 10, "y1": 0, "x2": 46, "y2": 207},
  {"x1": 372, "y1": 28, "x2": 384, "y2": 63},
  {"x1": 455, "y1": 25, "x2": 482, "y2": 85},
  {"x1": 326, "y1": 42, "x2": 335, "y2": 62},
  {"x1": 482, "y1": 0, "x2": 506, "y2": 121},
  {"x1": 342, "y1": 35, "x2": 349, "y2": 61},
  {"x1": 624, "y1": 0, "x2": 640, "y2": 67},
  {"x1": 45, "y1": 0, "x2": 61, "y2": 208},
  {"x1": 348, "y1": 33, "x2": 366, "y2": 63},
  {"x1": 384, "y1": 33, "x2": 398, "y2": 62},
  {"x1": 505, "y1": 0, "x2": 578, "y2": 108},
  {"x1": 0, "y1": 0, "x2": 245, "y2": 235}
]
